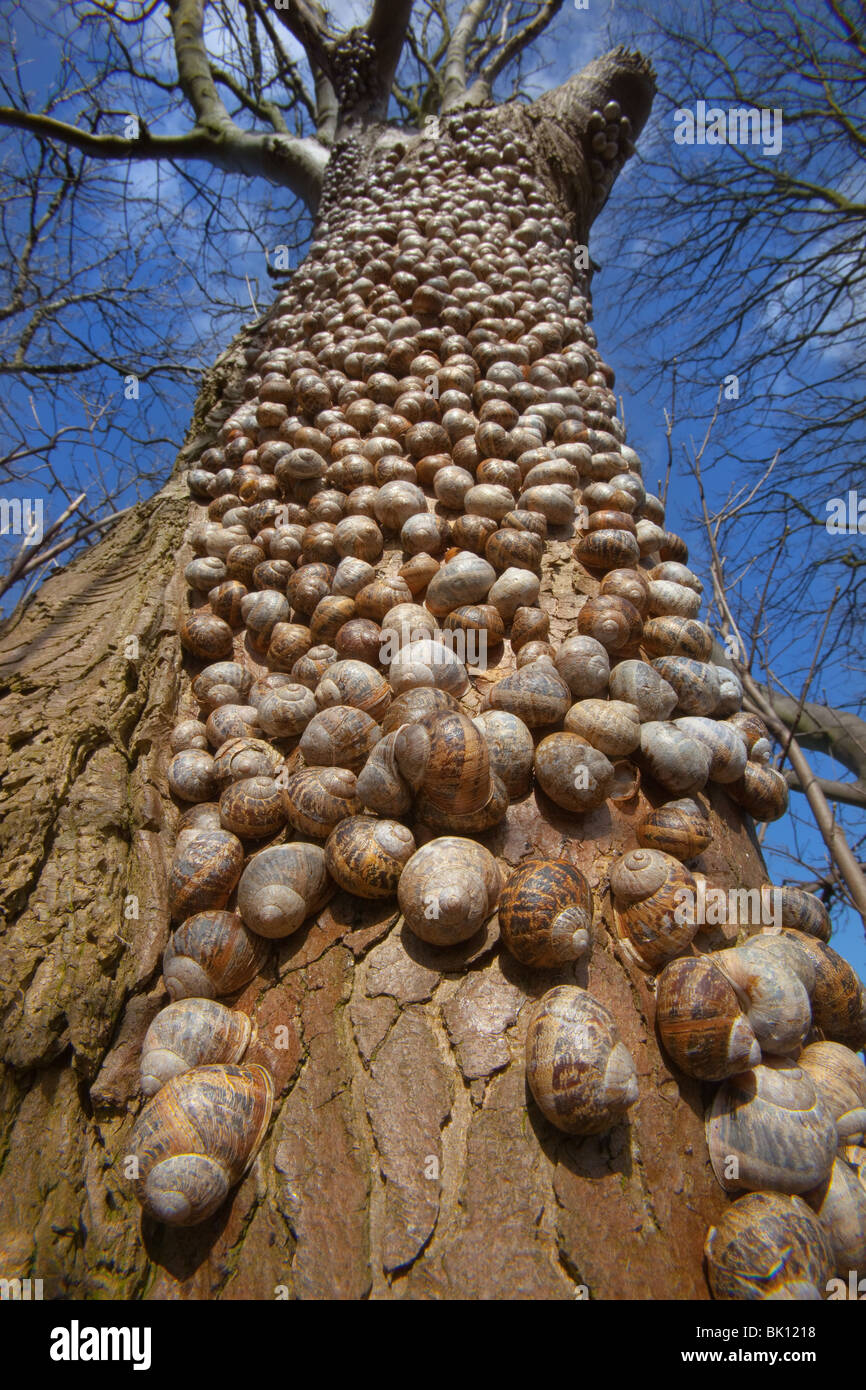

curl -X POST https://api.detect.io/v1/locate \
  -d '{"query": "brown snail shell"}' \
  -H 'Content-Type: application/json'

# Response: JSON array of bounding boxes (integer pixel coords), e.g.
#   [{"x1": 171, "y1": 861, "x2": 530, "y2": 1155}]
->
[
  {"x1": 140, "y1": 999, "x2": 252, "y2": 1096},
  {"x1": 212, "y1": 737, "x2": 282, "y2": 787},
  {"x1": 129, "y1": 1063, "x2": 273, "y2": 1226},
  {"x1": 534, "y1": 732, "x2": 615, "y2": 812},
  {"x1": 355, "y1": 732, "x2": 414, "y2": 817},
  {"x1": 499, "y1": 860, "x2": 593, "y2": 967},
  {"x1": 608, "y1": 659, "x2": 677, "y2": 721},
  {"x1": 608, "y1": 848, "x2": 699, "y2": 971},
  {"x1": 704, "y1": 1191, "x2": 835, "y2": 1300},
  {"x1": 727, "y1": 763, "x2": 789, "y2": 822},
  {"x1": 169, "y1": 830, "x2": 244, "y2": 921},
  {"x1": 714, "y1": 941, "x2": 813, "y2": 1056},
  {"x1": 525, "y1": 986, "x2": 638, "y2": 1135},
  {"x1": 298, "y1": 705, "x2": 382, "y2": 771},
  {"x1": 399, "y1": 551, "x2": 440, "y2": 596},
  {"x1": 394, "y1": 710, "x2": 491, "y2": 814},
  {"x1": 727, "y1": 711, "x2": 772, "y2": 764},
  {"x1": 168, "y1": 749, "x2": 217, "y2": 803},
  {"x1": 472, "y1": 710, "x2": 534, "y2": 799},
  {"x1": 282, "y1": 765, "x2": 363, "y2": 838},
  {"x1": 639, "y1": 721, "x2": 711, "y2": 795},
  {"x1": 782, "y1": 931, "x2": 866, "y2": 1052},
  {"x1": 577, "y1": 594, "x2": 642, "y2": 653},
  {"x1": 487, "y1": 567, "x2": 540, "y2": 622},
  {"x1": 180, "y1": 611, "x2": 234, "y2": 661},
  {"x1": 804, "y1": 1153, "x2": 866, "y2": 1278},
  {"x1": 655, "y1": 957, "x2": 761, "y2": 1080},
  {"x1": 315, "y1": 658, "x2": 391, "y2": 721},
  {"x1": 398, "y1": 836, "x2": 502, "y2": 946},
  {"x1": 388, "y1": 637, "x2": 469, "y2": 697},
  {"x1": 636, "y1": 796, "x2": 712, "y2": 860},
  {"x1": 484, "y1": 663, "x2": 571, "y2": 727},
  {"x1": 193, "y1": 661, "x2": 251, "y2": 708},
  {"x1": 563, "y1": 699, "x2": 641, "y2": 756},
  {"x1": 554, "y1": 635, "x2": 610, "y2": 699},
  {"x1": 171, "y1": 720, "x2": 209, "y2": 754},
  {"x1": 219, "y1": 776, "x2": 287, "y2": 839},
  {"x1": 266, "y1": 622, "x2": 314, "y2": 671},
  {"x1": 651, "y1": 656, "x2": 720, "y2": 716},
  {"x1": 510, "y1": 605, "x2": 549, "y2": 653},
  {"x1": 162, "y1": 910, "x2": 269, "y2": 1000},
  {"x1": 674, "y1": 715, "x2": 748, "y2": 783},
  {"x1": 323, "y1": 816, "x2": 416, "y2": 898},
  {"x1": 425, "y1": 553, "x2": 497, "y2": 616},
  {"x1": 380, "y1": 686, "x2": 459, "y2": 734},
  {"x1": 706, "y1": 1058, "x2": 837, "y2": 1195},
  {"x1": 237, "y1": 841, "x2": 333, "y2": 938},
  {"x1": 205, "y1": 704, "x2": 259, "y2": 748},
  {"x1": 777, "y1": 887, "x2": 831, "y2": 942},
  {"x1": 798, "y1": 1041, "x2": 866, "y2": 1141},
  {"x1": 485, "y1": 527, "x2": 543, "y2": 573},
  {"x1": 599, "y1": 566, "x2": 650, "y2": 614},
  {"x1": 641, "y1": 616, "x2": 713, "y2": 661},
  {"x1": 256, "y1": 683, "x2": 318, "y2": 737},
  {"x1": 574, "y1": 528, "x2": 641, "y2": 571}
]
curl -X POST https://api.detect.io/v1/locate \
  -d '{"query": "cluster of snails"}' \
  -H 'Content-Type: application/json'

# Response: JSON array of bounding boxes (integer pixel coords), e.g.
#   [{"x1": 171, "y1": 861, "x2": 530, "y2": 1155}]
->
[{"x1": 136, "y1": 100, "x2": 866, "y2": 1295}]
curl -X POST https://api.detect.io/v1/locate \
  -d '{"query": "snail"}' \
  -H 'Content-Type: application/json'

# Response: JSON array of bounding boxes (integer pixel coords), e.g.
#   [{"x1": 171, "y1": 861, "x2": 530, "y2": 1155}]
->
[
  {"x1": 712, "y1": 664, "x2": 744, "y2": 716},
  {"x1": 180, "y1": 611, "x2": 234, "y2": 661},
  {"x1": 563, "y1": 699, "x2": 641, "y2": 757},
  {"x1": 706, "y1": 1057, "x2": 837, "y2": 1195},
  {"x1": 444, "y1": 603, "x2": 506, "y2": 649},
  {"x1": 298, "y1": 705, "x2": 382, "y2": 771},
  {"x1": 726, "y1": 763, "x2": 790, "y2": 822},
  {"x1": 576, "y1": 594, "x2": 642, "y2": 653},
  {"x1": 212, "y1": 737, "x2": 283, "y2": 787},
  {"x1": 282, "y1": 765, "x2": 363, "y2": 838},
  {"x1": 486, "y1": 527, "x2": 543, "y2": 572},
  {"x1": 129, "y1": 1063, "x2": 274, "y2": 1226},
  {"x1": 355, "y1": 731, "x2": 414, "y2": 816},
  {"x1": 704, "y1": 1191, "x2": 835, "y2": 1300},
  {"x1": 483, "y1": 663, "x2": 571, "y2": 727},
  {"x1": 399, "y1": 551, "x2": 440, "y2": 596},
  {"x1": 291, "y1": 644, "x2": 339, "y2": 690},
  {"x1": 171, "y1": 719, "x2": 210, "y2": 754},
  {"x1": 574, "y1": 529, "x2": 640, "y2": 570},
  {"x1": 162, "y1": 910, "x2": 270, "y2": 1000},
  {"x1": 193, "y1": 660, "x2": 252, "y2": 709},
  {"x1": 804, "y1": 1152, "x2": 866, "y2": 1277},
  {"x1": 393, "y1": 710, "x2": 494, "y2": 814},
  {"x1": 650, "y1": 657, "x2": 720, "y2": 716},
  {"x1": 380, "y1": 686, "x2": 459, "y2": 734},
  {"x1": 608, "y1": 848, "x2": 699, "y2": 971},
  {"x1": 388, "y1": 637, "x2": 469, "y2": 697},
  {"x1": 525, "y1": 986, "x2": 638, "y2": 1135},
  {"x1": 642, "y1": 616, "x2": 713, "y2": 662},
  {"x1": 266, "y1": 622, "x2": 314, "y2": 672},
  {"x1": 713, "y1": 940, "x2": 813, "y2": 1056},
  {"x1": 673, "y1": 716, "x2": 748, "y2": 783},
  {"x1": 315, "y1": 658, "x2": 391, "y2": 721},
  {"x1": 472, "y1": 709, "x2": 534, "y2": 799},
  {"x1": 331, "y1": 556, "x2": 376, "y2": 597},
  {"x1": 599, "y1": 567, "x2": 650, "y2": 614},
  {"x1": 140, "y1": 1000, "x2": 252, "y2": 1096},
  {"x1": 219, "y1": 776, "x2": 287, "y2": 839},
  {"x1": 205, "y1": 703, "x2": 259, "y2": 747},
  {"x1": 608, "y1": 659, "x2": 676, "y2": 721},
  {"x1": 487, "y1": 567, "x2": 540, "y2": 622},
  {"x1": 777, "y1": 886, "x2": 831, "y2": 942},
  {"x1": 323, "y1": 816, "x2": 416, "y2": 897},
  {"x1": 646, "y1": 579, "x2": 702, "y2": 619},
  {"x1": 168, "y1": 829, "x2": 245, "y2": 921},
  {"x1": 779, "y1": 931, "x2": 866, "y2": 1052},
  {"x1": 534, "y1": 732, "x2": 615, "y2": 812},
  {"x1": 242, "y1": 589, "x2": 290, "y2": 651},
  {"x1": 237, "y1": 841, "x2": 333, "y2": 938},
  {"x1": 425, "y1": 553, "x2": 497, "y2": 616},
  {"x1": 168, "y1": 749, "x2": 217, "y2": 803},
  {"x1": 655, "y1": 956, "x2": 761, "y2": 1081},
  {"x1": 636, "y1": 797, "x2": 711, "y2": 860},
  {"x1": 553, "y1": 635, "x2": 611, "y2": 699},
  {"x1": 499, "y1": 860, "x2": 593, "y2": 968},
  {"x1": 798, "y1": 1041, "x2": 866, "y2": 1141},
  {"x1": 727, "y1": 711, "x2": 772, "y2": 764},
  {"x1": 256, "y1": 684, "x2": 318, "y2": 738},
  {"x1": 638, "y1": 721, "x2": 711, "y2": 795},
  {"x1": 398, "y1": 836, "x2": 502, "y2": 946}
]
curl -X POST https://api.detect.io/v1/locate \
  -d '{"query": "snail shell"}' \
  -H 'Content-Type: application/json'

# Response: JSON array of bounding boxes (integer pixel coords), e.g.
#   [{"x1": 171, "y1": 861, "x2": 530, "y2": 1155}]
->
[
  {"x1": 534, "y1": 732, "x2": 615, "y2": 812},
  {"x1": 332, "y1": 556, "x2": 376, "y2": 598},
  {"x1": 655, "y1": 957, "x2": 761, "y2": 1080},
  {"x1": 219, "y1": 776, "x2": 287, "y2": 839},
  {"x1": 162, "y1": 910, "x2": 269, "y2": 1000},
  {"x1": 398, "y1": 836, "x2": 502, "y2": 946},
  {"x1": 777, "y1": 887, "x2": 831, "y2": 942},
  {"x1": 712, "y1": 664, "x2": 744, "y2": 716},
  {"x1": 636, "y1": 796, "x2": 711, "y2": 860},
  {"x1": 169, "y1": 830, "x2": 244, "y2": 921},
  {"x1": 564, "y1": 699, "x2": 641, "y2": 756},
  {"x1": 499, "y1": 860, "x2": 593, "y2": 967},
  {"x1": 298, "y1": 705, "x2": 382, "y2": 771},
  {"x1": 554, "y1": 635, "x2": 610, "y2": 699},
  {"x1": 705, "y1": 1191, "x2": 835, "y2": 1300},
  {"x1": 399, "y1": 551, "x2": 440, "y2": 596},
  {"x1": 282, "y1": 765, "x2": 363, "y2": 838},
  {"x1": 472, "y1": 710, "x2": 534, "y2": 799},
  {"x1": 212, "y1": 737, "x2": 283, "y2": 787},
  {"x1": 525, "y1": 986, "x2": 638, "y2": 1135},
  {"x1": 574, "y1": 529, "x2": 641, "y2": 570},
  {"x1": 388, "y1": 638, "x2": 469, "y2": 697},
  {"x1": 651, "y1": 656, "x2": 720, "y2": 716},
  {"x1": 608, "y1": 659, "x2": 676, "y2": 721},
  {"x1": 237, "y1": 841, "x2": 333, "y2": 938},
  {"x1": 727, "y1": 763, "x2": 789, "y2": 822},
  {"x1": 380, "y1": 686, "x2": 459, "y2": 734},
  {"x1": 798, "y1": 1041, "x2": 866, "y2": 1141},
  {"x1": 205, "y1": 704, "x2": 259, "y2": 748},
  {"x1": 323, "y1": 816, "x2": 416, "y2": 898},
  {"x1": 315, "y1": 658, "x2": 391, "y2": 721},
  {"x1": 608, "y1": 848, "x2": 699, "y2": 971},
  {"x1": 804, "y1": 1154, "x2": 866, "y2": 1278},
  {"x1": 782, "y1": 931, "x2": 866, "y2": 1052},
  {"x1": 706, "y1": 1058, "x2": 837, "y2": 1194},
  {"x1": 425, "y1": 553, "x2": 497, "y2": 616},
  {"x1": 487, "y1": 567, "x2": 540, "y2": 622},
  {"x1": 639, "y1": 721, "x2": 711, "y2": 795},
  {"x1": 140, "y1": 1000, "x2": 252, "y2": 1096},
  {"x1": 674, "y1": 715, "x2": 748, "y2": 783},
  {"x1": 394, "y1": 710, "x2": 491, "y2": 813},
  {"x1": 646, "y1": 579, "x2": 702, "y2": 619},
  {"x1": 484, "y1": 663, "x2": 571, "y2": 727},
  {"x1": 193, "y1": 661, "x2": 252, "y2": 709},
  {"x1": 599, "y1": 567, "x2": 650, "y2": 614},
  {"x1": 642, "y1": 616, "x2": 713, "y2": 661},
  {"x1": 266, "y1": 622, "x2": 314, "y2": 672},
  {"x1": 171, "y1": 720, "x2": 209, "y2": 754},
  {"x1": 577, "y1": 594, "x2": 642, "y2": 653},
  {"x1": 256, "y1": 684, "x2": 318, "y2": 738},
  {"x1": 180, "y1": 611, "x2": 234, "y2": 661},
  {"x1": 168, "y1": 749, "x2": 217, "y2": 803},
  {"x1": 727, "y1": 711, "x2": 772, "y2": 764},
  {"x1": 355, "y1": 731, "x2": 414, "y2": 816},
  {"x1": 129, "y1": 1063, "x2": 273, "y2": 1226},
  {"x1": 714, "y1": 941, "x2": 813, "y2": 1056}
]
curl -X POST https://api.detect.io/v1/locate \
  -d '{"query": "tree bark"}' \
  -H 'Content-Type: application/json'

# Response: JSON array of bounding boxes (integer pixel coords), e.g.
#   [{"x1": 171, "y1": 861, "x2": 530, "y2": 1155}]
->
[{"x1": 0, "y1": 53, "x2": 773, "y2": 1301}]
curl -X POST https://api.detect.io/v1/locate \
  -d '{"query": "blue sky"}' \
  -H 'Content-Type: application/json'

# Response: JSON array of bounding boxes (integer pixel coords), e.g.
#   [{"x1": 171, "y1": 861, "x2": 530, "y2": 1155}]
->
[{"x1": 1, "y1": 0, "x2": 862, "y2": 976}]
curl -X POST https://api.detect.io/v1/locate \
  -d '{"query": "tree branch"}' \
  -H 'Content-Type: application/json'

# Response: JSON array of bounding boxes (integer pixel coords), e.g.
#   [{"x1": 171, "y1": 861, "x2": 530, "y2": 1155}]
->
[{"x1": 441, "y1": 0, "x2": 487, "y2": 112}]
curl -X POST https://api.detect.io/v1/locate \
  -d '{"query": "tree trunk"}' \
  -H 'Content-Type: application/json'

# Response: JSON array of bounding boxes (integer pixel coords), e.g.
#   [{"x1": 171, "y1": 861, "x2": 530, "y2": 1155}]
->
[{"x1": 0, "y1": 53, "x2": 771, "y2": 1300}]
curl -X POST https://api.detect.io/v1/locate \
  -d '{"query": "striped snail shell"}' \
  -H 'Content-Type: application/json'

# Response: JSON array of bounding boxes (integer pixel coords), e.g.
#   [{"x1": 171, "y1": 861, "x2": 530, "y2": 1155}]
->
[
  {"x1": 574, "y1": 529, "x2": 641, "y2": 571},
  {"x1": 781, "y1": 931, "x2": 866, "y2": 1052},
  {"x1": 655, "y1": 957, "x2": 761, "y2": 1081},
  {"x1": 499, "y1": 860, "x2": 593, "y2": 967},
  {"x1": 608, "y1": 848, "x2": 698, "y2": 971},
  {"x1": 651, "y1": 656, "x2": 720, "y2": 716},
  {"x1": 554, "y1": 635, "x2": 610, "y2": 699},
  {"x1": 727, "y1": 763, "x2": 789, "y2": 822},
  {"x1": 162, "y1": 910, "x2": 269, "y2": 1000},
  {"x1": 140, "y1": 1000, "x2": 252, "y2": 1096},
  {"x1": 599, "y1": 566, "x2": 650, "y2": 615},
  {"x1": 212, "y1": 737, "x2": 283, "y2": 787},
  {"x1": 266, "y1": 622, "x2": 314, "y2": 672},
  {"x1": 205, "y1": 704, "x2": 259, "y2": 748},
  {"x1": 171, "y1": 720, "x2": 209, "y2": 754},
  {"x1": 704, "y1": 1192, "x2": 835, "y2": 1300},
  {"x1": 291, "y1": 644, "x2": 339, "y2": 690},
  {"x1": 168, "y1": 749, "x2": 217, "y2": 803},
  {"x1": 639, "y1": 721, "x2": 711, "y2": 795},
  {"x1": 332, "y1": 556, "x2": 377, "y2": 598},
  {"x1": 282, "y1": 765, "x2": 363, "y2": 838},
  {"x1": 219, "y1": 776, "x2": 287, "y2": 839},
  {"x1": 563, "y1": 699, "x2": 641, "y2": 756},
  {"x1": 576, "y1": 594, "x2": 642, "y2": 653},
  {"x1": 642, "y1": 616, "x2": 713, "y2": 662},
  {"x1": 673, "y1": 715, "x2": 748, "y2": 783},
  {"x1": 646, "y1": 579, "x2": 702, "y2": 619},
  {"x1": 706, "y1": 1058, "x2": 837, "y2": 1195},
  {"x1": 398, "y1": 836, "x2": 502, "y2": 946},
  {"x1": 525, "y1": 987, "x2": 638, "y2": 1135},
  {"x1": 388, "y1": 638, "x2": 469, "y2": 697},
  {"x1": 727, "y1": 711, "x2": 772, "y2": 764},
  {"x1": 380, "y1": 686, "x2": 459, "y2": 734},
  {"x1": 608, "y1": 659, "x2": 676, "y2": 721},
  {"x1": 180, "y1": 611, "x2": 234, "y2": 661},
  {"x1": 636, "y1": 796, "x2": 711, "y2": 860},
  {"x1": 487, "y1": 567, "x2": 540, "y2": 622},
  {"x1": 394, "y1": 710, "x2": 491, "y2": 814},
  {"x1": 483, "y1": 662, "x2": 571, "y2": 727},
  {"x1": 712, "y1": 663, "x2": 744, "y2": 716},
  {"x1": 804, "y1": 1153, "x2": 866, "y2": 1278},
  {"x1": 714, "y1": 941, "x2": 813, "y2": 1056},
  {"x1": 315, "y1": 658, "x2": 392, "y2": 721},
  {"x1": 168, "y1": 829, "x2": 244, "y2": 921},
  {"x1": 777, "y1": 886, "x2": 831, "y2": 942},
  {"x1": 472, "y1": 710, "x2": 534, "y2": 799},
  {"x1": 424, "y1": 553, "x2": 497, "y2": 616},
  {"x1": 129, "y1": 1063, "x2": 273, "y2": 1226},
  {"x1": 299, "y1": 705, "x2": 382, "y2": 771},
  {"x1": 355, "y1": 731, "x2": 414, "y2": 816},
  {"x1": 798, "y1": 1041, "x2": 866, "y2": 1141},
  {"x1": 237, "y1": 841, "x2": 333, "y2": 939},
  {"x1": 399, "y1": 551, "x2": 440, "y2": 596},
  {"x1": 193, "y1": 661, "x2": 252, "y2": 709},
  {"x1": 534, "y1": 732, "x2": 615, "y2": 812},
  {"x1": 256, "y1": 684, "x2": 318, "y2": 738},
  {"x1": 323, "y1": 816, "x2": 416, "y2": 898}
]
